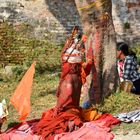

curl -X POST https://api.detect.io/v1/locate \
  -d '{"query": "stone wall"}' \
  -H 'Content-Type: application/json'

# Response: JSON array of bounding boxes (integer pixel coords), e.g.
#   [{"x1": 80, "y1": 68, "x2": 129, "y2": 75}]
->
[
  {"x1": 0, "y1": 0, "x2": 140, "y2": 44},
  {"x1": 0, "y1": 0, "x2": 82, "y2": 43},
  {"x1": 112, "y1": 0, "x2": 140, "y2": 44}
]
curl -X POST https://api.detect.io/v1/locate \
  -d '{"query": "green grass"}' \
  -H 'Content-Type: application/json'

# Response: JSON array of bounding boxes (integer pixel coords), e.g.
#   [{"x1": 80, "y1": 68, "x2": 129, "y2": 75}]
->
[
  {"x1": 98, "y1": 92, "x2": 140, "y2": 115},
  {"x1": 98, "y1": 92, "x2": 140, "y2": 134},
  {"x1": 1, "y1": 74, "x2": 140, "y2": 134},
  {"x1": 0, "y1": 73, "x2": 59, "y2": 131},
  {"x1": 1, "y1": 21, "x2": 140, "y2": 134},
  {"x1": 112, "y1": 122, "x2": 140, "y2": 135}
]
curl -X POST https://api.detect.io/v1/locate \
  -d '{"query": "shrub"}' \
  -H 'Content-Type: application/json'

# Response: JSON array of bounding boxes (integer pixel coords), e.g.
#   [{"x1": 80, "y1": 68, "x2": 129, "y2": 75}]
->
[
  {"x1": 0, "y1": 22, "x2": 62, "y2": 76},
  {"x1": 131, "y1": 44, "x2": 140, "y2": 65},
  {"x1": 124, "y1": 22, "x2": 130, "y2": 29}
]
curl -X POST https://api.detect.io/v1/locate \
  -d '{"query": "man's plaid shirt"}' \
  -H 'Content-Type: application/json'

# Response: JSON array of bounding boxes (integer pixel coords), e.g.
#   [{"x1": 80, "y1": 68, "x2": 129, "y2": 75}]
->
[{"x1": 123, "y1": 56, "x2": 140, "y2": 82}]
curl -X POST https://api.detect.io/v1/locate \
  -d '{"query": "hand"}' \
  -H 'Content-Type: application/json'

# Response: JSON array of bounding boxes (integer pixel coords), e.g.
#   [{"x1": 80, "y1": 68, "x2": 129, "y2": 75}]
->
[
  {"x1": 87, "y1": 59, "x2": 93, "y2": 65},
  {"x1": 81, "y1": 35, "x2": 87, "y2": 43}
]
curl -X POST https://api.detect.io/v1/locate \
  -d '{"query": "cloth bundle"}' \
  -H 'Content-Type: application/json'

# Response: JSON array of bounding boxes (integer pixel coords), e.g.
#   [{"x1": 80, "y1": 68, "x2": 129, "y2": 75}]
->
[
  {"x1": 117, "y1": 109, "x2": 140, "y2": 122},
  {"x1": 82, "y1": 107, "x2": 101, "y2": 121},
  {"x1": 54, "y1": 113, "x2": 120, "y2": 140},
  {"x1": 0, "y1": 119, "x2": 41, "y2": 140}
]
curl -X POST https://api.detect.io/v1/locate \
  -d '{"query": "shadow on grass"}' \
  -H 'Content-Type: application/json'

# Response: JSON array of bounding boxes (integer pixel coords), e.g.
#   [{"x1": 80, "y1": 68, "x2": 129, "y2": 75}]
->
[{"x1": 7, "y1": 121, "x2": 20, "y2": 130}]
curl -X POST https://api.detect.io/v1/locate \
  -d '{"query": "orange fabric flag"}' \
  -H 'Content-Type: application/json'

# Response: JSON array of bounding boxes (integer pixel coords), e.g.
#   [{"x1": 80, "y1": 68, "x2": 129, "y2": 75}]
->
[{"x1": 10, "y1": 61, "x2": 36, "y2": 121}]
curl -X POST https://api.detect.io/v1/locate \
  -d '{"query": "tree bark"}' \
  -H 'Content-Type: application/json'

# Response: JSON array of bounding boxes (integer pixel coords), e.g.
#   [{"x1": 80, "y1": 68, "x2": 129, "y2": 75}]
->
[{"x1": 75, "y1": 0, "x2": 118, "y2": 104}]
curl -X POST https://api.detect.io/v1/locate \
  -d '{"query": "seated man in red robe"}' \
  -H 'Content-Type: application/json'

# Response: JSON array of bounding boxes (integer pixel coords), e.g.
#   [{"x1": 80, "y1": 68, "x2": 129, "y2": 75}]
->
[{"x1": 33, "y1": 29, "x2": 93, "y2": 140}]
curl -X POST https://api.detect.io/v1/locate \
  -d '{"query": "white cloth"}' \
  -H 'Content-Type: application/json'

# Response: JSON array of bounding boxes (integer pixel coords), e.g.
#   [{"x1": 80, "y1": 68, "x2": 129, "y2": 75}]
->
[
  {"x1": 0, "y1": 99, "x2": 8, "y2": 118},
  {"x1": 117, "y1": 110, "x2": 140, "y2": 122},
  {"x1": 63, "y1": 47, "x2": 82, "y2": 63}
]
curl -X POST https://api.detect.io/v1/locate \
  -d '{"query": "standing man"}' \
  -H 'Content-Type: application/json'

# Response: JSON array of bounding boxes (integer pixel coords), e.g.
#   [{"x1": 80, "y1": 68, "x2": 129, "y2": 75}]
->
[{"x1": 33, "y1": 28, "x2": 93, "y2": 140}]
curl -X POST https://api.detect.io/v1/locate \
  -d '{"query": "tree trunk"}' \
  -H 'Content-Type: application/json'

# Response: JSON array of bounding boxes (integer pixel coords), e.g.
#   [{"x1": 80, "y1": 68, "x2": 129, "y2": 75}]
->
[{"x1": 75, "y1": 0, "x2": 118, "y2": 104}]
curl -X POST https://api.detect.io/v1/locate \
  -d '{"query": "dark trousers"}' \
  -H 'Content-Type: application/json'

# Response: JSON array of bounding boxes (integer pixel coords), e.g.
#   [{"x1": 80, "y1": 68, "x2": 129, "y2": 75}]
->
[{"x1": 132, "y1": 78, "x2": 140, "y2": 94}]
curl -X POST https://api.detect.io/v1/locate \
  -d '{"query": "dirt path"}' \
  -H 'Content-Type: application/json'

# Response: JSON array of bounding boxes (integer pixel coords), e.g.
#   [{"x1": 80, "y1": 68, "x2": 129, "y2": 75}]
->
[
  {"x1": 114, "y1": 134, "x2": 140, "y2": 140},
  {"x1": 114, "y1": 130, "x2": 140, "y2": 140}
]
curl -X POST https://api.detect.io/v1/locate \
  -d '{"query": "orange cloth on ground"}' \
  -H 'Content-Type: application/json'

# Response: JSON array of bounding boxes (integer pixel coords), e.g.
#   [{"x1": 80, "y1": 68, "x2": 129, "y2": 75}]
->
[
  {"x1": 82, "y1": 107, "x2": 101, "y2": 121},
  {"x1": 33, "y1": 108, "x2": 83, "y2": 140},
  {"x1": 10, "y1": 61, "x2": 36, "y2": 121}
]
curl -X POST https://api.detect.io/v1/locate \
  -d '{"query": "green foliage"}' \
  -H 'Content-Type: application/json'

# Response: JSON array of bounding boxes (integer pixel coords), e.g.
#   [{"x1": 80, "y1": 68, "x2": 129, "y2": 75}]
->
[
  {"x1": 131, "y1": 44, "x2": 140, "y2": 65},
  {"x1": 137, "y1": 56, "x2": 140, "y2": 65},
  {"x1": 0, "y1": 22, "x2": 62, "y2": 75},
  {"x1": 124, "y1": 22, "x2": 130, "y2": 29},
  {"x1": 0, "y1": 22, "x2": 26, "y2": 65},
  {"x1": 131, "y1": 44, "x2": 140, "y2": 55},
  {"x1": 0, "y1": 73, "x2": 9, "y2": 82},
  {"x1": 12, "y1": 66, "x2": 24, "y2": 76}
]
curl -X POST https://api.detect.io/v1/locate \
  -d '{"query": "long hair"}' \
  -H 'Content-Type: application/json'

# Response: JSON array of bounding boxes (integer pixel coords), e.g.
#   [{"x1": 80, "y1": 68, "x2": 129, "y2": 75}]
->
[
  {"x1": 117, "y1": 42, "x2": 129, "y2": 55},
  {"x1": 117, "y1": 42, "x2": 137, "y2": 59}
]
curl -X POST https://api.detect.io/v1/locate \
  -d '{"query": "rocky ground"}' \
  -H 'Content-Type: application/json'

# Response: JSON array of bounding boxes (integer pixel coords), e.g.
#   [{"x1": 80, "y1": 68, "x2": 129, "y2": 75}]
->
[{"x1": 114, "y1": 130, "x2": 140, "y2": 140}]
